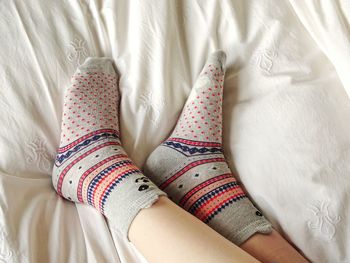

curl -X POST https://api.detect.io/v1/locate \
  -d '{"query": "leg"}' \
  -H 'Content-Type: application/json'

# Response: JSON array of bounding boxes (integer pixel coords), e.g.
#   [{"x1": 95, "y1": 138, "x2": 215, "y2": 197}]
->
[
  {"x1": 143, "y1": 51, "x2": 308, "y2": 262},
  {"x1": 240, "y1": 231, "x2": 309, "y2": 263},
  {"x1": 129, "y1": 197, "x2": 259, "y2": 263},
  {"x1": 143, "y1": 51, "x2": 271, "y2": 245},
  {"x1": 52, "y1": 58, "x2": 165, "y2": 238}
]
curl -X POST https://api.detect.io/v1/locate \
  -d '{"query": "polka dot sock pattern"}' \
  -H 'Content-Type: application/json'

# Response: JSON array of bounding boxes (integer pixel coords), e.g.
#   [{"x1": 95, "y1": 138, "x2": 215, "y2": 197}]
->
[
  {"x1": 52, "y1": 57, "x2": 166, "y2": 239},
  {"x1": 144, "y1": 51, "x2": 272, "y2": 245}
]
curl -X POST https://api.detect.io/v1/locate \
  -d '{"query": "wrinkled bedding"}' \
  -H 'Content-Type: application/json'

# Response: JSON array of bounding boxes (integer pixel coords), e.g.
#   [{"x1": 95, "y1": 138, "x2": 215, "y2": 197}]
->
[{"x1": 0, "y1": 1, "x2": 350, "y2": 262}]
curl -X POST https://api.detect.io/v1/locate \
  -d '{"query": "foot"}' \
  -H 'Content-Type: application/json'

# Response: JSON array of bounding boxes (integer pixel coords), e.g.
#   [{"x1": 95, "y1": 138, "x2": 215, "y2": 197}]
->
[
  {"x1": 144, "y1": 51, "x2": 272, "y2": 245},
  {"x1": 52, "y1": 57, "x2": 165, "y2": 238}
]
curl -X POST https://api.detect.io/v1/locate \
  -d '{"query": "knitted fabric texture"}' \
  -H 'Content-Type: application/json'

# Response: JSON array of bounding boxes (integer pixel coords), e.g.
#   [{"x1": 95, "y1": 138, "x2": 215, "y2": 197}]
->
[
  {"x1": 52, "y1": 57, "x2": 166, "y2": 239},
  {"x1": 144, "y1": 51, "x2": 272, "y2": 245}
]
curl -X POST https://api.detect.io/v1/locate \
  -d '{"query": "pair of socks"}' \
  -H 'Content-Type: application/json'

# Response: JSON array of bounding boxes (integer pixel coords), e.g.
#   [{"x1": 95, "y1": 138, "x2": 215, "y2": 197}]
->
[{"x1": 52, "y1": 52, "x2": 272, "y2": 244}]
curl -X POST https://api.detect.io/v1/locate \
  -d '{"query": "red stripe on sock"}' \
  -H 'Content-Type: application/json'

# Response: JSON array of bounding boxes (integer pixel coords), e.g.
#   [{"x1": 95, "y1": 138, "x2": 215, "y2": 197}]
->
[
  {"x1": 77, "y1": 155, "x2": 130, "y2": 202},
  {"x1": 97, "y1": 165, "x2": 141, "y2": 211},
  {"x1": 159, "y1": 158, "x2": 225, "y2": 190},
  {"x1": 93, "y1": 166, "x2": 137, "y2": 210},
  {"x1": 167, "y1": 137, "x2": 221, "y2": 147},
  {"x1": 179, "y1": 173, "x2": 232, "y2": 206},
  {"x1": 56, "y1": 141, "x2": 121, "y2": 195},
  {"x1": 58, "y1": 129, "x2": 119, "y2": 153},
  {"x1": 196, "y1": 191, "x2": 245, "y2": 222}
]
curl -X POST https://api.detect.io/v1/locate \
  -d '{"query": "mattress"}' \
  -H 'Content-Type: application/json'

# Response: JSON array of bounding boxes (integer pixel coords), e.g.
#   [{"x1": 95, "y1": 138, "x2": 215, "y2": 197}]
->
[{"x1": 0, "y1": 0, "x2": 349, "y2": 262}]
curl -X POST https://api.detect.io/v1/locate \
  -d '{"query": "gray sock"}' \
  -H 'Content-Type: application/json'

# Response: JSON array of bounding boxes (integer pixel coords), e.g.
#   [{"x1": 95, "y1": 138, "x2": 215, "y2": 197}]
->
[
  {"x1": 144, "y1": 51, "x2": 272, "y2": 245},
  {"x1": 52, "y1": 57, "x2": 166, "y2": 239}
]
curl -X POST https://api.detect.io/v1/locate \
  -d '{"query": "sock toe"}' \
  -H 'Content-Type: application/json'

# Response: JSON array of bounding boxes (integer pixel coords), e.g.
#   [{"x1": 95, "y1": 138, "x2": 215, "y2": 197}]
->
[
  {"x1": 78, "y1": 57, "x2": 116, "y2": 75},
  {"x1": 206, "y1": 50, "x2": 226, "y2": 69}
]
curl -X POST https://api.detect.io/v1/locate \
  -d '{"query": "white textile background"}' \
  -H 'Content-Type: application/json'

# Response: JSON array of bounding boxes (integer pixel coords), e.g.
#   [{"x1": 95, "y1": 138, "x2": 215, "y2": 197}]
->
[{"x1": 0, "y1": 1, "x2": 349, "y2": 262}]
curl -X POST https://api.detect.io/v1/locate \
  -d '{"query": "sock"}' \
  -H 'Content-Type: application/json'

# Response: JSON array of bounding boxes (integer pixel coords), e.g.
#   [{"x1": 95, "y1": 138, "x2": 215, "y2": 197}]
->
[
  {"x1": 144, "y1": 51, "x2": 272, "y2": 245},
  {"x1": 52, "y1": 57, "x2": 166, "y2": 239}
]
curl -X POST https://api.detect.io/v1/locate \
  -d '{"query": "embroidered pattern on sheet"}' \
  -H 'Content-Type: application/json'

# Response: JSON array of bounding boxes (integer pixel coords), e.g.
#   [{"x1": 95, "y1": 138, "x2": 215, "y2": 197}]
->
[
  {"x1": 307, "y1": 200, "x2": 341, "y2": 241},
  {"x1": 26, "y1": 137, "x2": 54, "y2": 173},
  {"x1": 0, "y1": 224, "x2": 13, "y2": 262},
  {"x1": 67, "y1": 37, "x2": 90, "y2": 66},
  {"x1": 139, "y1": 91, "x2": 165, "y2": 123}
]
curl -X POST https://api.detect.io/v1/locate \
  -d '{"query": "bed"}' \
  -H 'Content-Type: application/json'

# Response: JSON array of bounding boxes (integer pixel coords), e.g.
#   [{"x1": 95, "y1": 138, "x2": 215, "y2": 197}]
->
[{"x1": 1, "y1": 0, "x2": 349, "y2": 262}]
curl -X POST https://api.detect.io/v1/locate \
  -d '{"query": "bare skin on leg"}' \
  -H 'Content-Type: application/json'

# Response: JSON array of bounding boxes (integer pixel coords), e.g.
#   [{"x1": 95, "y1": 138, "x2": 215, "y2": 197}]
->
[
  {"x1": 129, "y1": 197, "x2": 260, "y2": 263},
  {"x1": 129, "y1": 197, "x2": 309, "y2": 263},
  {"x1": 240, "y1": 230, "x2": 309, "y2": 263}
]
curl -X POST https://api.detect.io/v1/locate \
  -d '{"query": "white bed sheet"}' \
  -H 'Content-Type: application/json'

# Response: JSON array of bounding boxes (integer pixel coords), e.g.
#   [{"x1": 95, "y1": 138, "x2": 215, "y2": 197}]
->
[{"x1": 0, "y1": 1, "x2": 349, "y2": 262}]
